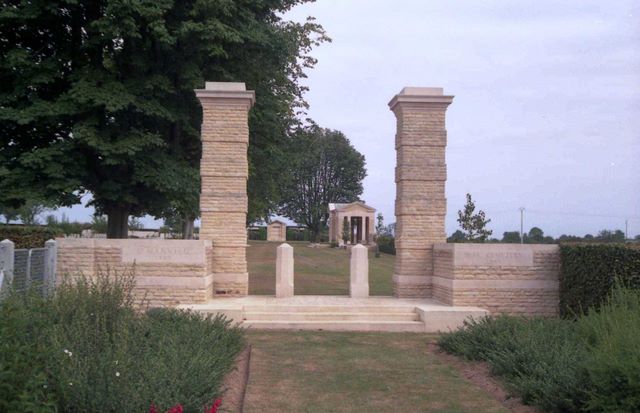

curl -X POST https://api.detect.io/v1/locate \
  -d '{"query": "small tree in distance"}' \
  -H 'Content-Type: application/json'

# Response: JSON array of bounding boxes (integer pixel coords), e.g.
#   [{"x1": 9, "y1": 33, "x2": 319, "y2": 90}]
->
[
  {"x1": 457, "y1": 193, "x2": 492, "y2": 242},
  {"x1": 374, "y1": 213, "x2": 385, "y2": 257},
  {"x1": 342, "y1": 219, "x2": 351, "y2": 246}
]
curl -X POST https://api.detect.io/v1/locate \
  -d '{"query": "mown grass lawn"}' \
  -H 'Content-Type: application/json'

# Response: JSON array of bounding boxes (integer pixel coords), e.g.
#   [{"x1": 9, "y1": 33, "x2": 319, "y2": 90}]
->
[
  {"x1": 243, "y1": 331, "x2": 507, "y2": 413},
  {"x1": 247, "y1": 241, "x2": 394, "y2": 295}
]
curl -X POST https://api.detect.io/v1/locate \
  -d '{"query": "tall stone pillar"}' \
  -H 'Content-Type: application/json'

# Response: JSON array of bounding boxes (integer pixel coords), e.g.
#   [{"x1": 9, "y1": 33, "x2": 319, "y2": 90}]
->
[
  {"x1": 195, "y1": 82, "x2": 255, "y2": 296},
  {"x1": 389, "y1": 87, "x2": 453, "y2": 298}
]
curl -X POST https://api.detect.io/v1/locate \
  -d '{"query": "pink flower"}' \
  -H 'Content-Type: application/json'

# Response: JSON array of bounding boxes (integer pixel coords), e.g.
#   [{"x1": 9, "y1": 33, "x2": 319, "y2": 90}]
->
[
  {"x1": 149, "y1": 404, "x2": 158, "y2": 413},
  {"x1": 167, "y1": 405, "x2": 183, "y2": 413}
]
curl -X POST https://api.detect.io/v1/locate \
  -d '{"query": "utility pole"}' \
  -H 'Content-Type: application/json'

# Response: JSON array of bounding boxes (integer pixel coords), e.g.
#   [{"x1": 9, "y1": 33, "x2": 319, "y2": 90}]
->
[
  {"x1": 625, "y1": 219, "x2": 629, "y2": 241},
  {"x1": 519, "y1": 207, "x2": 525, "y2": 244}
]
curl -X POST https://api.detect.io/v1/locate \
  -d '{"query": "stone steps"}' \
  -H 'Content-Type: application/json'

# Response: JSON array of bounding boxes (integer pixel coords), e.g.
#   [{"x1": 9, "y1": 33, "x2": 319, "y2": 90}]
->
[
  {"x1": 244, "y1": 311, "x2": 420, "y2": 322},
  {"x1": 243, "y1": 320, "x2": 427, "y2": 332},
  {"x1": 179, "y1": 296, "x2": 490, "y2": 333},
  {"x1": 241, "y1": 305, "x2": 414, "y2": 313}
]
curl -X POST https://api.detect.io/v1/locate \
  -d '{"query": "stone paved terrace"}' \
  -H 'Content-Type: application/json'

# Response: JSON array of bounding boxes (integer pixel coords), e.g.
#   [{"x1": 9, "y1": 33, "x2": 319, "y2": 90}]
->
[{"x1": 178, "y1": 295, "x2": 488, "y2": 333}]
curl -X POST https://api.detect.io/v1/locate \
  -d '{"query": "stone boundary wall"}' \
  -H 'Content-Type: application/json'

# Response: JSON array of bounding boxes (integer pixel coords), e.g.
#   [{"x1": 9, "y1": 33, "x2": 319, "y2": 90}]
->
[
  {"x1": 433, "y1": 244, "x2": 560, "y2": 316},
  {"x1": 56, "y1": 238, "x2": 213, "y2": 307}
]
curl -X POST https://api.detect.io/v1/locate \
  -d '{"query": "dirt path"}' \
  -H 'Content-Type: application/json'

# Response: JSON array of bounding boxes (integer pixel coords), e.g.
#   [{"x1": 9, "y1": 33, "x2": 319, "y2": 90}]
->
[{"x1": 426, "y1": 342, "x2": 539, "y2": 413}]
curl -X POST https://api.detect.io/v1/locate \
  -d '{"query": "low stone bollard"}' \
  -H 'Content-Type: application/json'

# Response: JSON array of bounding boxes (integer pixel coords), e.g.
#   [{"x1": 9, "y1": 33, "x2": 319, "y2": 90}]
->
[
  {"x1": 43, "y1": 239, "x2": 57, "y2": 297},
  {"x1": 350, "y1": 244, "x2": 369, "y2": 298},
  {"x1": 0, "y1": 239, "x2": 15, "y2": 290},
  {"x1": 276, "y1": 243, "x2": 294, "y2": 298}
]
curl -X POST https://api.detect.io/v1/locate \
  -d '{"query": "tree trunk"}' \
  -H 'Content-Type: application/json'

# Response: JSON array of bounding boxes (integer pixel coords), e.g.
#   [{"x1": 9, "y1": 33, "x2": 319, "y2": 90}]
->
[
  {"x1": 182, "y1": 215, "x2": 195, "y2": 239},
  {"x1": 309, "y1": 224, "x2": 321, "y2": 243},
  {"x1": 106, "y1": 207, "x2": 129, "y2": 239}
]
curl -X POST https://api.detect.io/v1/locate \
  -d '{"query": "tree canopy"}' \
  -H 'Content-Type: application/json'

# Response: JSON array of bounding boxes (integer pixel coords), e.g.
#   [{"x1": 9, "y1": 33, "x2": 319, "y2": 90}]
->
[
  {"x1": 0, "y1": 0, "x2": 327, "y2": 237},
  {"x1": 279, "y1": 125, "x2": 366, "y2": 241}
]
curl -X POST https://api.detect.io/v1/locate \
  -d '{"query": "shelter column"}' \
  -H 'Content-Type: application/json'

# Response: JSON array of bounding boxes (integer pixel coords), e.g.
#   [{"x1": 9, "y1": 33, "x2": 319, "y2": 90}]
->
[
  {"x1": 389, "y1": 87, "x2": 454, "y2": 298},
  {"x1": 196, "y1": 82, "x2": 255, "y2": 296}
]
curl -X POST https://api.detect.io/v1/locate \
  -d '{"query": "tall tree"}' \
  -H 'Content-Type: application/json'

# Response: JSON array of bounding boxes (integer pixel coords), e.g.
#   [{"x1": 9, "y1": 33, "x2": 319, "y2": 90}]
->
[
  {"x1": 0, "y1": 0, "x2": 327, "y2": 238},
  {"x1": 596, "y1": 229, "x2": 626, "y2": 243},
  {"x1": 526, "y1": 227, "x2": 545, "y2": 243},
  {"x1": 279, "y1": 125, "x2": 366, "y2": 241},
  {"x1": 456, "y1": 193, "x2": 492, "y2": 242}
]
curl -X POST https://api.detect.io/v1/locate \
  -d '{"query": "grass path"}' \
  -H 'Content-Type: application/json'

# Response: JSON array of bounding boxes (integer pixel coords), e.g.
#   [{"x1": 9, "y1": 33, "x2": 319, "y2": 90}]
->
[
  {"x1": 248, "y1": 241, "x2": 394, "y2": 295},
  {"x1": 243, "y1": 331, "x2": 508, "y2": 413}
]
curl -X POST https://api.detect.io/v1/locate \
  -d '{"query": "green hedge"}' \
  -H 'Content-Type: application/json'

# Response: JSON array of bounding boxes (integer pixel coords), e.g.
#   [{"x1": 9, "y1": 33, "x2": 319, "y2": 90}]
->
[
  {"x1": 377, "y1": 235, "x2": 395, "y2": 255},
  {"x1": 248, "y1": 227, "x2": 267, "y2": 240},
  {"x1": 0, "y1": 226, "x2": 63, "y2": 249},
  {"x1": 438, "y1": 286, "x2": 640, "y2": 412},
  {"x1": 560, "y1": 244, "x2": 640, "y2": 317}
]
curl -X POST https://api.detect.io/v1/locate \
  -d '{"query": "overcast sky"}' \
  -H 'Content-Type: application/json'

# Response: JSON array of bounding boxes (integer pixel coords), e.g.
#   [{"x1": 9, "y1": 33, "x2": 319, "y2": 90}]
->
[
  {"x1": 281, "y1": 0, "x2": 640, "y2": 238},
  {"x1": 57, "y1": 0, "x2": 639, "y2": 238}
]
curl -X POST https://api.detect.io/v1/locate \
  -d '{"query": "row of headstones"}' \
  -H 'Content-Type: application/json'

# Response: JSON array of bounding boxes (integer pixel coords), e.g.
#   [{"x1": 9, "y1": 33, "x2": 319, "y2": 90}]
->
[{"x1": 275, "y1": 243, "x2": 370, "y2": 298}]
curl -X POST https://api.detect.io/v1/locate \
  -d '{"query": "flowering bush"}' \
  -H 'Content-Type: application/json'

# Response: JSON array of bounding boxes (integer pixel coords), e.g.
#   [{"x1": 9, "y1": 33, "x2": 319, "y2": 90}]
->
[
  {"x1": 149, "y1": 399, "x2": 221, "y2": 413},
  {"x1": 0, "y1": 269, "x2": 243, "y2": 413}
]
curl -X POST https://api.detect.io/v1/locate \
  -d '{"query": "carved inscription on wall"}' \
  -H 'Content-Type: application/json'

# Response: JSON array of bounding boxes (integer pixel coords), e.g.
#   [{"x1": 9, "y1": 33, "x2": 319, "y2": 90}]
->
[
  {"x1": 121, "y1": 242, "x2": 205, "y2": 264},
  {"x1": 454, "y1": 245, "x2": 534, "y2": 267}
]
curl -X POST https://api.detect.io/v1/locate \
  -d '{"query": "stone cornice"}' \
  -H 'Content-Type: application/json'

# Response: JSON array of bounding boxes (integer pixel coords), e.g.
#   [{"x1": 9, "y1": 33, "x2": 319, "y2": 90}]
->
[
  {"x1": 388, "y1": 86, "x2": 454, "y2": 111},
  {"x1": 195, "y1": 89, "x2": 255, "y2": 107},
  {"x1": 195, "y1": 82, "x2": 255, "y2": 107}
]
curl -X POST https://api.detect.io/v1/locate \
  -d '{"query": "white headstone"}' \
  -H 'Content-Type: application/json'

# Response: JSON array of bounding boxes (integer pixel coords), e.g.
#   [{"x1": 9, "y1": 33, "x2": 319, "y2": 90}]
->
[
  {"x1": 350, "y1": 244, "x2": 369, "y2": 298},
  {"x1": 276, "y1": 243, "x2": 294, "y2": 298}
]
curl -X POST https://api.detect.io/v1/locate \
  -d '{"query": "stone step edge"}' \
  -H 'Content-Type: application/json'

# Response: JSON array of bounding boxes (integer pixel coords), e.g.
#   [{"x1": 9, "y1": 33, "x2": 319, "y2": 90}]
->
[
  {"x1": 242, "y1": 320, "x2": 426, "y2": 332},
  {"x1": 244, "y1": 320, "x2": 424, "y2": 325},
  {"x1": 243, "y1": 311, "x2": 418, "y2": 316},
  {"x1": 240, "y1": 306, "x2": 417, "y2": 313},
  {"x1": 244, "y1": 313, "x2": 419, "y2": 322}
]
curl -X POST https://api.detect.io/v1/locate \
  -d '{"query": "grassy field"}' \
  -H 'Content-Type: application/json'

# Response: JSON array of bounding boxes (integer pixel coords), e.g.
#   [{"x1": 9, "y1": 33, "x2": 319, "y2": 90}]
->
[
  {"x1": 247, "y1": 241, "x2": 394, "y2": 295},
  {"x1": 243, "y1": 331, "x2": 507, "y2": 413}
]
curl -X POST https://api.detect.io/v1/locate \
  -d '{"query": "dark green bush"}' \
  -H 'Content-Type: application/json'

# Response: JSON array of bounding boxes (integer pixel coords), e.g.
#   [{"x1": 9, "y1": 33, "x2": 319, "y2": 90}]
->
[
  {"x1": 248, "y1": 227, "x2": 267, "y2": 240},
  {"x1": 0, "y1": 225, "x2": 62, "y2": 248},
  {"x1": 560, "y1": 244, "x2": 640, "y2": 317},
  {"x1": 0, "y1": 290, "x2": 58, "y2": 412},
  {"x1": 0, "y1": 269, "x2": 244, "y2": 413},
  {"x1": 576, "y1": 287, "x2": 640, "y2": 412},
  {"x1": 377, "y1": 235, "x2": 395, "y2": 255},
  {"x1": 439, "y1": 316, "x2": 587, "y2": 412},
  {"x1": 439, "y1": 286, "x2": 640, "y2": 413}
]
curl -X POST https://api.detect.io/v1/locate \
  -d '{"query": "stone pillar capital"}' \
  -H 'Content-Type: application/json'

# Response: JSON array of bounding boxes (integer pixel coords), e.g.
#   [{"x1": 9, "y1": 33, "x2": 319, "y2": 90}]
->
[
  {"x1": 195, "y1": 82, "x2": 255, "y2": 108},
  {"x1": 388, "y1": 87, "x2": 454, "y2": 112}
]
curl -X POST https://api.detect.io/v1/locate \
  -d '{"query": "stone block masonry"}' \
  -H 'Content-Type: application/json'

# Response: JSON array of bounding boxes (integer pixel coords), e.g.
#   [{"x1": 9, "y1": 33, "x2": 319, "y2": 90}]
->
[
  {"x1": 433, "y1": 244, "x2": 560, "y2": 316},
  {"x1": 56, "y1": 238, "x2": 214, "y2": 307},
  {"x1": 389, "y1": 87, "x2": 453, "y2": 298},
  {"x1": 195, "y1": 82, "x2": 255, "y2": 296}
]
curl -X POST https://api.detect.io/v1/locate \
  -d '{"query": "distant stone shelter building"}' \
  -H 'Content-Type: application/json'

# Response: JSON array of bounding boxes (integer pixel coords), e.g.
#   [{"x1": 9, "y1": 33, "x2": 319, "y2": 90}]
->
[
  {"x1": 267, "y1": 220, "x2": 287, "y2": 242},
  {"x1": 328, "y1": 202, "x2": 376, "y2": 245}
]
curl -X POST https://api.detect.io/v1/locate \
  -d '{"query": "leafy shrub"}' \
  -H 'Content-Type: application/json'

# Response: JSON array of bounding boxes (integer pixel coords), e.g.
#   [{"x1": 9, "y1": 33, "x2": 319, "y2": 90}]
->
[
  {"x1": 377, "y1": 235, "x2": 395, "y2": 255},
  {"x1": 439, "y1": 285, "x2": 640, "y2": 412},
  {"x1": 576, "y1": 286, "x2": 640, "y2": 412},
  {"x1": 0, "y1": 225, "x2": 62, "y2": 248},
  {"x1": 248, "y1": 227, "x2": 267, "y2": 240},
  {"x1": 0, "y1": 269, "x2": 244, "y2": 413},
  {"x1": 560, "y1": 244, "x2": 640, "y2": 317},
  {"x1": 0, "y1": 290, "x2": 58, "y2": 412}
]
